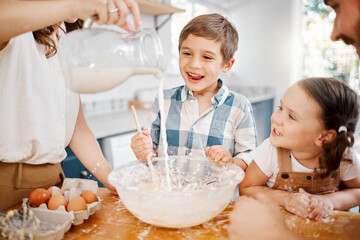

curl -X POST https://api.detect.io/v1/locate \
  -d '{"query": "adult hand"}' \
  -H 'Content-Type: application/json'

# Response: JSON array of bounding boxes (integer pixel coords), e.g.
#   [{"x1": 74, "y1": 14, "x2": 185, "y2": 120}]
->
[
  {"x1": 131, "y1": 129, "x2": 155, "y2": 160},
  {"x1": 73, "y1": 0, "x2": 141, "y2": 28},
  {"x1": 283, "y1": 188, "x2": 311, "y2": 218},
  {"x1": 308, "y1": 194, "x2": 334, "y2": 221},
  {"x1": 205, "y1": 145, "x2": 232, "y2": 163},
  {"x1": 104, "y1": 182, "x2": 118, "y2": 195},
  {"x1": 229, "y1": 194, "x2": 297, "y2": 240}
]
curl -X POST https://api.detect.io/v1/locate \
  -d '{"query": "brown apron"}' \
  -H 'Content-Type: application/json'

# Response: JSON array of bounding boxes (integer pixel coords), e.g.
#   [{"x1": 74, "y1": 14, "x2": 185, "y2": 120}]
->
[
  {"x1": 271, "y1": 148, "x2": 340, "y2": 194},
  {"x1": 0, "y1": 162, "x2": 65, "y2": 210}
]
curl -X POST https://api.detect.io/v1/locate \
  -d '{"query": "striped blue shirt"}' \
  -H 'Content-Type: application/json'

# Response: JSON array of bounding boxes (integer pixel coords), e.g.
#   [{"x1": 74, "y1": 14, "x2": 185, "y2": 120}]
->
[{"x1": 145, "y1": 79, "x2": 258, "y2": 165}]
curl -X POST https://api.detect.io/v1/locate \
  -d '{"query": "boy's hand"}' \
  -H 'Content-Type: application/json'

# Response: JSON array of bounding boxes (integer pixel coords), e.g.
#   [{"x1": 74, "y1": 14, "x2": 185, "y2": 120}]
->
[
  {"x1": 205, "y1": 145, "x2": 232, "y2": 162},
  {"x1": 308, "y1": 194, "x2": 334, "y2": 221},
  {"x1": 130, "y1": 129, "x2": 154, "y2": 160},
  {"x1": 205, "y1": 146, "x2": 248, "y2": 170},
  {"x1": 283, "y1": 188, "x2": 311, "y2": 218}
]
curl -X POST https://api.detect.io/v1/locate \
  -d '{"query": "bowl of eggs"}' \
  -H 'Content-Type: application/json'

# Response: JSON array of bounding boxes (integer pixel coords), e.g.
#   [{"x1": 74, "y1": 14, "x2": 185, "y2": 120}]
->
[{"x1": 108, "y1": 156, "x2": 244, "y2": 228}]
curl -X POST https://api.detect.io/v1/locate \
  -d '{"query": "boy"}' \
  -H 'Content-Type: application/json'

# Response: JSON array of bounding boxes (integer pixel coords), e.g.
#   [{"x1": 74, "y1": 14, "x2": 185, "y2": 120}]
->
[{"x1": 131, "y1": 13, "x2": 257, "y2": 170}]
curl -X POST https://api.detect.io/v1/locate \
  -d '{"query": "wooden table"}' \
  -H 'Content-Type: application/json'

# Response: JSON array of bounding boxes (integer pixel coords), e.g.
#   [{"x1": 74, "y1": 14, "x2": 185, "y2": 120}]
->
[{"x1": 61, "y1": 188, "x2": 360, "y2": 240}]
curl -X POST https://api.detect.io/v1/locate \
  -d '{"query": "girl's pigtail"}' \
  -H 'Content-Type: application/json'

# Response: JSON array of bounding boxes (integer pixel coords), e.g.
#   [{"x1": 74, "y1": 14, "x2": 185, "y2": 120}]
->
[
  {"x1": 299, "y1": 78, "x2": 359, "y2": 178},
  {"x1": 318, "y1": 127, "x2": 354, "y2": 178}
]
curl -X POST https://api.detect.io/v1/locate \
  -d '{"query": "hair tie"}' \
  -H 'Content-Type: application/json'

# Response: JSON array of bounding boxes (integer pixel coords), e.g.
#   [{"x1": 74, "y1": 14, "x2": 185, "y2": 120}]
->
[{"x1": 338, "y1": 126, "x2": 347, "y2": 133}]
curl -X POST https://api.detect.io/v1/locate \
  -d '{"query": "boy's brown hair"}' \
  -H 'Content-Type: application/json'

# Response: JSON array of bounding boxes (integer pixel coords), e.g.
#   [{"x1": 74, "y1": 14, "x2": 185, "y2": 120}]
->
[{"x1": 178, "y1": 13, "x2": 239, "y2": 64}]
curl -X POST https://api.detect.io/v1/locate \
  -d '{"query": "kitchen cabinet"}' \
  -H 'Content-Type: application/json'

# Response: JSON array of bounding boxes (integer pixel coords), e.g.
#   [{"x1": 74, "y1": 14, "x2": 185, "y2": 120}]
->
[
  {"x1": 136, "y1": 0, "x2": 185, "y2": 16},
  {"x1": 251, "y1": 98, "x2": 274, "y2": 144},
  {"x1": 226, "y1": 85, "x2": 274, "y2": 144},
  {"x1": 135, "y1": 0, "x2": 185, "y2": 31},
  {"x1": 62, "y1": 141, "x2": 105, "y2": 188},
  {"x1": 102, "y1": 130, "x2": 138, "y2": 169}
]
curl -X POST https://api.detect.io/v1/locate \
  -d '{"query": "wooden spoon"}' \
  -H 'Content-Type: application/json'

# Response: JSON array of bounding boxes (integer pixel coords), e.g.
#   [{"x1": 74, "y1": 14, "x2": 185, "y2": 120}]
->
[{"x1": 130, "y1": 105, "x2": 160, "y2": 187}]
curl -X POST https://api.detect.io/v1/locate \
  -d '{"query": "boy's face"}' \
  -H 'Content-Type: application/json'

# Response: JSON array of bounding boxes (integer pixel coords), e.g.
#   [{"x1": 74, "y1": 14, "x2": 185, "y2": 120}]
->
[
  {"x1": 179, "y1": 34, "x2": 234, "y2": 96},
  {"x1": 326, "y1": 0, "x2": 360, "y2": 56}
]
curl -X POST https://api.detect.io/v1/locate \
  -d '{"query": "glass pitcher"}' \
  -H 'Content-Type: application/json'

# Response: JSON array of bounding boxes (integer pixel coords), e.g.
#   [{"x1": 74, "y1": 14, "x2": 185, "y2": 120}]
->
[{"x1": 58, "y1": 19, "x2": 165, "y2": 93}]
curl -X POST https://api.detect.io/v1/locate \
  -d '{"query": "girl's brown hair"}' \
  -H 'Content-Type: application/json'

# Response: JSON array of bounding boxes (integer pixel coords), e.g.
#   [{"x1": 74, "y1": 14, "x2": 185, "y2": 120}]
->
[
  {"x1": 178, "y1": 13, "x2": 238, "y2": 64},
  {"x1": 298, "y1": 77, "x2": 359, "y2": 178},
  {"x1": 33, "y1": 20, "x2": 83, "y2": 58}
]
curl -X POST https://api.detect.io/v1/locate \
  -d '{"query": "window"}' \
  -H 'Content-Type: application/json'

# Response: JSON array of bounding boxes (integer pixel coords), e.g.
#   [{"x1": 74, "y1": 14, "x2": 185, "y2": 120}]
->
[
  {"x1": 169, "y1": 0, "x2": 225, "y2": 72},
  {"x1": 302, "y1": 0, "x2": 360, "y2": 93}
]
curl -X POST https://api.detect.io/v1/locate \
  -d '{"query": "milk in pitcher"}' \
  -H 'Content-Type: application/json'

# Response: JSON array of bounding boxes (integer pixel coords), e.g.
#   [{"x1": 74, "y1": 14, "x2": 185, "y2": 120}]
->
[{"x1": 70, "y1": 67, "x2": 162, "y2": 93}]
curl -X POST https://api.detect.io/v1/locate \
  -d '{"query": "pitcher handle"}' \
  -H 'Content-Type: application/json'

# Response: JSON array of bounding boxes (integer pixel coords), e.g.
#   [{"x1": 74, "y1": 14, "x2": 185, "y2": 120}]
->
[{"x1": 83, "y1": 17, "x2": 94, "y2": 29}]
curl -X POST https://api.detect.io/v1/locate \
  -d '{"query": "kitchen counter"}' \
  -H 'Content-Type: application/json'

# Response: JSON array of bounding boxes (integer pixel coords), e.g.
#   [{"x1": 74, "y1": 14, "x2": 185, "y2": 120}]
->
[
  {"x1": 63, "y1": 188, "x2": 360, "y2": 240},
  {"x1": 85, "y1": 109, "x2": 149, "y2": 139}
]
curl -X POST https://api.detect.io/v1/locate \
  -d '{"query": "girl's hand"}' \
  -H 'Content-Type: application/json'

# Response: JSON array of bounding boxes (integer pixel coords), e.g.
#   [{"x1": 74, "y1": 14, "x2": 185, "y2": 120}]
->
[
  {"x1": 205, "y1": 145, "x2": 232, "y2": 163},
  {"x1": 73, "y1": 0, "x2": 141, "y2": 28},
  {"x1": 283, "y1": 188, "x2": 311, "y2": 218},
  {"x1": 131, "y1": 129, "x2": 154, "y2": 160},
  {"x1": 308, "y1": 195, "x2": 334, "y2": 221}
]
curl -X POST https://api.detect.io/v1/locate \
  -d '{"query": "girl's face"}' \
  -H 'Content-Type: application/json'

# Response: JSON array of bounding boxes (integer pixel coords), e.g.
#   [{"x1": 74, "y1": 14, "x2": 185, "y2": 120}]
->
[{"x1": 270, "y1": 83, "x2": 325, "y2": 153}]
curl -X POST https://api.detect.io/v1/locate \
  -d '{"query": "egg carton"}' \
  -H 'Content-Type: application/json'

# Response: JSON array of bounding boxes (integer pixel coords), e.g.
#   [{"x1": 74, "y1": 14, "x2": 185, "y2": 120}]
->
[
  {"x1": 61, "y1": 178, "x2": 101, "y2": 225},
  {"x1": 29, "y1": 178, "x2": 101, "y2": 226},
  {"x1": 30, "y1": 207, "x2": 74, "y2": 240}
]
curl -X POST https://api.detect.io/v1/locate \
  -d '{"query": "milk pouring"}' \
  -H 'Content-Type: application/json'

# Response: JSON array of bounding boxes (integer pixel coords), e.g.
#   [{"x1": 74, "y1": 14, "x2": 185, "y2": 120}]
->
[{"x1": 58, "y1": 23, "x2": 165, "y2": 93}]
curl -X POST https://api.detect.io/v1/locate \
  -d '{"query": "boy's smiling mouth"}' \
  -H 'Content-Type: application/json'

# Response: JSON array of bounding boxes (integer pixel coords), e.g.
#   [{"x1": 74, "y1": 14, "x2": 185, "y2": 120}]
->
[{"x1": 187, "y1": 72, "x2": 204, "y2": 82}]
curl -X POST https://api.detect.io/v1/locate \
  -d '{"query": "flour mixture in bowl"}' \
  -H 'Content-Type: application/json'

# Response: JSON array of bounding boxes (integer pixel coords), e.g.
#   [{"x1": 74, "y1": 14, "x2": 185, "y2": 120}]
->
[{"x1": 108, "y1": 156, "x2": 244, "y2": 228}]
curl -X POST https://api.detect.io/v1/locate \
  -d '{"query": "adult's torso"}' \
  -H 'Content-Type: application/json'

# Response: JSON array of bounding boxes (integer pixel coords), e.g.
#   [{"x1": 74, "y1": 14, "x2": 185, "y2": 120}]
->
[{"x1": 0, "y1": 32, "x2": 79, "y2": 164}]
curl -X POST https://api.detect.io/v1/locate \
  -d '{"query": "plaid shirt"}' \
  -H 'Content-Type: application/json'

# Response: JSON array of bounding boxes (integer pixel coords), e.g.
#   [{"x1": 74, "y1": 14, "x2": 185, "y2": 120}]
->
[{"x1": 145, "y1": 79, "x2": 258, "y2": 165}]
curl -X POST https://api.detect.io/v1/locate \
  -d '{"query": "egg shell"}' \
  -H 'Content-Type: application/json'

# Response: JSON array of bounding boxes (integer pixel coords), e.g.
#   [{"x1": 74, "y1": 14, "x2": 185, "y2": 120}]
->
[
  {"x1": 67, "y1": 196, "x2": 87, "y2": 212},
  {"x1": 48, "y1": 194, "x2": 68, "y2": 210},
  {"x1": 47, "y1": 186, "x2": 63, "y2": 196},
  {"x1": 29, "y1": 188, "x2": 51, "y2": 207},
  {"x1": 80, "y1": 190, "x2": 98, "y2": 204}
]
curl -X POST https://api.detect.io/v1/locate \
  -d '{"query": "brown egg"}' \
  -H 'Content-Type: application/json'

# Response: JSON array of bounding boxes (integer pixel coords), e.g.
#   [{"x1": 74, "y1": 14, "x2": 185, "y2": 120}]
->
[
  {"x1": 47, "y1": 186, "x2": 63, "y2": 196},
  {"x1": 80, "y1": 190, "x2": 98, "y2": 204},
  {"x1": 67, "y1": 196, "x2": 87, "y2": 212},
  {"x1": 29, "y1": 188, "x2": 51, "y2": 207},
  {"x1": 48, "y1": 194, "x2": 67, "y2": 210}
]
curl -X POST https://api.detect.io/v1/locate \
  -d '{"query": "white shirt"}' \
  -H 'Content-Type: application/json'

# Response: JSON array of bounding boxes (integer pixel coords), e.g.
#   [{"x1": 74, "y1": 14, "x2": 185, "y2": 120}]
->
[
  {"x1": 251, "y1": 138, "x2": 360, "y2": 188},
  {"x1": 0, "y1": 31, "x2": 79, "y2": 164}
]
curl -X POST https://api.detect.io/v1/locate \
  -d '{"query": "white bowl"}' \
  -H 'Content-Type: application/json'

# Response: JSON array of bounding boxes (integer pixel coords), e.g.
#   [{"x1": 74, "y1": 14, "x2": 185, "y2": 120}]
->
[{"x1": 108, "y1": 156, "x2": 244, "y2": 228}]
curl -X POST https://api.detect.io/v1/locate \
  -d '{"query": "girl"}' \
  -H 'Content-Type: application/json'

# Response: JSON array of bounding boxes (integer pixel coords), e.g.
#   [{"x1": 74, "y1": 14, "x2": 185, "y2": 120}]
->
[
  {"x1": 0, "y1": 0, "x2": 140, "y2": 210},
  {"x1": 239, "y1": 77, "x2": 360, "y2": 221}
]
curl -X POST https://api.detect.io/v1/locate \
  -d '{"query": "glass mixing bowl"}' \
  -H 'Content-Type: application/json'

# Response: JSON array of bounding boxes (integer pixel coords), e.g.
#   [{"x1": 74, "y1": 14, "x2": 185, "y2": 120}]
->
[{"x1": 108, "y1": 156, "x2": 244, "y2": 228}]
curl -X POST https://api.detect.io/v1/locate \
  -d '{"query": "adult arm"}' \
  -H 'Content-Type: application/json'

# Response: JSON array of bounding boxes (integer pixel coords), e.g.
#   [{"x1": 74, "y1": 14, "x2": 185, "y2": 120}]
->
[
  {"x1": 0, "y1": 0, "x2": 140, "y2": 45},
  {"x1": 69, "y1": 101, "x2": 117, "y2": 194}
]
